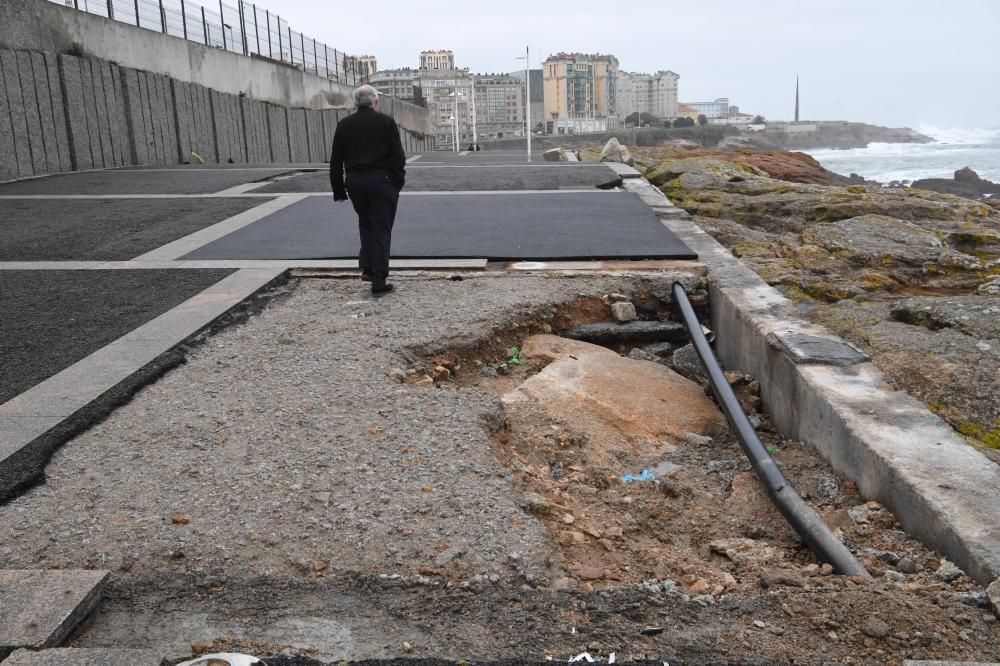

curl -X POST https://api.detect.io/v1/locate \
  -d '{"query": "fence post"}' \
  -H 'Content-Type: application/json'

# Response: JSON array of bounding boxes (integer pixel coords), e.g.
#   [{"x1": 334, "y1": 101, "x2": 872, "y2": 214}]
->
[
  {"x1": 159, "y1": 0, "x2": 167, "y2": 33},
  {"x1": 106, "y1": 0, "x2": 114, "y2": 20},
  {"x1": 238, "y1": 1, "x2": 248, "y2": 55},
  {"x1": 133, "y1": 0, "x2": 139, "y2": 25},
  {"x1": 300, "y1": 33, "x2": 306, "y2": 72},
  {"x1": 288, "y1": 27, "x2": 294, "y2": 65},
  {"x1": 265, "y1": 10, "x2": 272, "y2": 58},
  {"x1": 277, "y1": 16, "x2": 283, "y2": 61},
  {"x1": 181, "y1": 0, "x2": 187, "y2": 38},
  {"x1": 202, "y1": 6, "x2": 209, "y2": 45},
  {"x1": 74, "y1": 0, "x2": 79, "y2": 9},
  {"x1": 219, "y1": 0, "x2": 227, "y2": 50},
  {"x1": 312, "y1": 38, "x2": 319, "y2": 75},
  {"x1": 253, "y1": 4, "x2": 260, "y2": 55},
  {"x1": 334, "y1": 50, "x2": 340, "y2": 82},
  {"x1": 323, "y1": 45, "x2": 330, "y2": 79}
]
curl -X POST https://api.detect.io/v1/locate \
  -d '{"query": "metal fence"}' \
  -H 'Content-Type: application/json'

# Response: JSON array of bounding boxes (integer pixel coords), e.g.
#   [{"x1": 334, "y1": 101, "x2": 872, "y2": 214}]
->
[{"x1": 51, "y1": 0, "x2": 365, "y2": 85}]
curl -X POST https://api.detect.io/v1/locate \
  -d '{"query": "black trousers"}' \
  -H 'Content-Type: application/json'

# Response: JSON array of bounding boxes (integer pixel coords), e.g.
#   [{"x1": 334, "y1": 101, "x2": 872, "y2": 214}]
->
[{"x1": 345, "y1": 173, "x2": 399, "y2": 287}]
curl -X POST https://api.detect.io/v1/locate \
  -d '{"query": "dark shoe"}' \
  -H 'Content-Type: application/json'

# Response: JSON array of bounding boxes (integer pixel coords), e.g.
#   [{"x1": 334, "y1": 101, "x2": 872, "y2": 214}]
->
[
  {"x1": 361, "y1": 272, "x2": 372, "y2": 282},
  {"x1": 371, "y1": 283, "x2": 395, "y2": 296}
]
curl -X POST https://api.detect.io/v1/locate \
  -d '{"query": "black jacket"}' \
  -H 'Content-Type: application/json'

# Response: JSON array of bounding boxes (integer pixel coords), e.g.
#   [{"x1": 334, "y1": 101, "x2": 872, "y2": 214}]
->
[{"x1": 329, "y1": 107, "x2": 406, "y2": 199}]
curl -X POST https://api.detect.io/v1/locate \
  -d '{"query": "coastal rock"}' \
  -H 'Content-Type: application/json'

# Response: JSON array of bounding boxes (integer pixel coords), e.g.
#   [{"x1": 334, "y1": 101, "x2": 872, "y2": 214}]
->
[
  {"x1": 889, "y1": 296, "x2": 1000, "y2": 340},
  {"x1": 911, "y1": 166, "x2": 1000, "y2": 201},
  {"x1": 505, "y1": 335, "x2": 725, "y2": 443},
  {"x1": 599, "y1": 137, "x2": 634, "y2": 166},
  {"x1": 647, "y1": 154, "x2": 996, "y2": 234}
]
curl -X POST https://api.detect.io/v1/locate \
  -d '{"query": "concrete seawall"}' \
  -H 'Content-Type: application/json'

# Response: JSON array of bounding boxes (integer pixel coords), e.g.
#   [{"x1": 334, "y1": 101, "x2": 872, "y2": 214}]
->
[
  {"x1": 0, "y1": 46, "x2": 431, "y2": 181},
  {"x1": 0, "y1": 0, "x2": 431, "y2": 179}
]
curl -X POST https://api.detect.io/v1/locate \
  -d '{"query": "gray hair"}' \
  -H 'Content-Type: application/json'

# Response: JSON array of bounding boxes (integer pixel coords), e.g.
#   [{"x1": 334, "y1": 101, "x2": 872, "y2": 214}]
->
[{"x1": 354, "y1": 84, "x2": 379, "y2": 108}]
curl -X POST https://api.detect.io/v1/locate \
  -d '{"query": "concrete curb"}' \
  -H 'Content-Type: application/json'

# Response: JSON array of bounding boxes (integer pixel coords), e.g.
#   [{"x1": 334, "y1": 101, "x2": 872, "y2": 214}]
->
[
  {"x1": 626, "y1": 177, "x2": 1000, "y2": 587},
  {"x1": 0, "y1": 268, "x2": 285, "y2": 503}
]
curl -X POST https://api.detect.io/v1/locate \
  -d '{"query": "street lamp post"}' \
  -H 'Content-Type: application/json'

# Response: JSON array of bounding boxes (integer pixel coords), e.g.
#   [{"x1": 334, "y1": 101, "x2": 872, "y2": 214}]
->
[
  {"x1": 515, "y1": 46, "x2": 531, "y2": 163},
  {"x1": 470, "y1": 76, "x2": 478, "y2": 151}
]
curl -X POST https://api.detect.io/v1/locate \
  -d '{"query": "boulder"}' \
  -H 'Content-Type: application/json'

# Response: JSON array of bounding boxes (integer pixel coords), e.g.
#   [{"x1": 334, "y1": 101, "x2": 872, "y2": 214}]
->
[
  {"x1": 599, "y1": 137, "x2": 634, "y2": 166},
  {"x1": 543, "y1": 147, "x2": 567, "y2": 162},
  {"x1": 507, "y1": 335, "x2": 725, "y2": 443},
  {"x1": 955, "y1": 166, "x2": 982, "y2": 183}
]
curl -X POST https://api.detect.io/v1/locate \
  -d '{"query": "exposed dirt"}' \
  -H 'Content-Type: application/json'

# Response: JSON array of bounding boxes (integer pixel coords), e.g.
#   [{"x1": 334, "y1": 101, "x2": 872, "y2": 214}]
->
[{"x1": 404, "y1": 294, "x2": 1000, "y2": 664}]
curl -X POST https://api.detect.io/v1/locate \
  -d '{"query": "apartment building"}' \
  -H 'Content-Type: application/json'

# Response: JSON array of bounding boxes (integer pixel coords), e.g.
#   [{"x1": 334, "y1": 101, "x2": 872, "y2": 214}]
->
[
  {"x1": 542, "y1": 53, "x2": 619, "y2": 133},
  {"x1": 617, "y1": 70, "x2": 679, "y2": 122},
  {"x1": 369, "y1": 68, "x2": 418, "y2": 102},
  {"x1": 419, "y1": 50, "x2": 455, "y2": 70},
  {"x1": 342, "y1": 55, "x2": 377, "y2": 83},
  {"x1": 474, "y1": 73, "x2": 526, "y2": 140}
]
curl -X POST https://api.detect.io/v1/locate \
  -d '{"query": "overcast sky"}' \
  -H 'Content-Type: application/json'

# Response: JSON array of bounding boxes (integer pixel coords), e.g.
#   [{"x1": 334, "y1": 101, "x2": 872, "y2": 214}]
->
[{"x1": 272, "y1": 0, "x2": 998, "y2": 128}]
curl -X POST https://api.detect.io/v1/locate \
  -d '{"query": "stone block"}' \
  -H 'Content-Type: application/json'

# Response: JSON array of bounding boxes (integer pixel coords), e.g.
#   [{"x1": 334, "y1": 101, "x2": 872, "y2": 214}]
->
[
  {"x1": 321, "y1": 109, "x2": 337, "y2": 155},
  {"x1": 56, "y1": 54, "x2": 92, "y2": 171},
  {"x1": 287, "y1": 107, "x2": 308, "y2": 162},
  {"x1": 171, "y1": 80, "x2": 193, "y2": 161},
  {"x1": 119, "y1": 67, "x2": 148, "y2": 164},
  {"x1": 157, "y1": 73, "x2": 179, "y2": 163},
  {"x1": 79, "y1": 58, "x2": 105, "y2": 168},
  {"x1": 30, "y1": 52, "x2": 62, "y2": 174},
  {"x1": 0, "y1": 52, "x2": 18, "y2": 181},
  {"x1": 267, "y1": 103, "x2": 290, "y2": 162},
  {"x1": 88, "y1": 59, "x2": 115, "y2": 169},
  {"x1": 108, "y1": 64, "x2": 130, "y2": 167},
  {"x1": 305, "y1": 109, "x2": 324, "y2": 162},
  {"x1": 766, "y1": 331, "x2": 869, "y2": 366},
  {"x1": 245, "y1": 98, "x2": 269, "y2": 163},
  {"x1": 191, "y1": 83, "x2": 216, "y2": 162},
  {"x1": 1, "y1": 49, "x2": 33, "y2": 177},
  {"x1": 15, "y1": 51, "x2": 47, "y2": 175},
  {"x1": 0, "y1": 570, "x2": 109, "y2": 649},
  {"x1": 3, "y1": 648, "x2": 165, "y2": 665}
]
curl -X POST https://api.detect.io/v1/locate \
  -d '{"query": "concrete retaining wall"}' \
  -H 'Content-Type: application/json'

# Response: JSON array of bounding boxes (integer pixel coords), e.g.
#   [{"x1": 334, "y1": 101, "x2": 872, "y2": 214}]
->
[{"x1": 0, "y1": 45, "x2": 432, "y2": 181}]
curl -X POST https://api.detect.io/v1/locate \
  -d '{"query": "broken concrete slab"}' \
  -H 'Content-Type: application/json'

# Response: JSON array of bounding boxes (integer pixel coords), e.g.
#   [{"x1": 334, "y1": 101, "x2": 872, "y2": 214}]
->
[
  {"x1": 0, "y1": 570, "x2": 109, "y2": 650},
  {"x1": 3, "y1": 648, "x2": 165, "y2": 665},
  {"x1": 766, "y1": 331, "x2": 869, "y2": 366}
]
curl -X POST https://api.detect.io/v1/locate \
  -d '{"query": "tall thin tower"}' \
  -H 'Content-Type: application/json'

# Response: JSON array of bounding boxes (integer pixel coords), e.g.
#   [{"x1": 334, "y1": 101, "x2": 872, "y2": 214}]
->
[{"x1": 794, "y1": 75, "x2": 800, "y2": 122}]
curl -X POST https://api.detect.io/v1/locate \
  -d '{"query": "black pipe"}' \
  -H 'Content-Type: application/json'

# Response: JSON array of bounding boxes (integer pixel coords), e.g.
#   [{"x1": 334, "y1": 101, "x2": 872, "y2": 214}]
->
[{"x1": 671, "y1": 282, "x2": 869, "y2": 578}]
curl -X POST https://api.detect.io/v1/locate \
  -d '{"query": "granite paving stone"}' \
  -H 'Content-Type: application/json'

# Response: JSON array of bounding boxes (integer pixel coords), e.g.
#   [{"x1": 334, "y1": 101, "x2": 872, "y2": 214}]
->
[{"x1": 0, "y1": 570, "x2": 109, "y2": 650}]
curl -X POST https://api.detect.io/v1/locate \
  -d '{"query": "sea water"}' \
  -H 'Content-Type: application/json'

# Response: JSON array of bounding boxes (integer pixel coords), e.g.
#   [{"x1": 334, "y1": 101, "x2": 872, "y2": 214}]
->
[{"x1": 805, "y1": 126, "x2": 1000, "y2": 184}]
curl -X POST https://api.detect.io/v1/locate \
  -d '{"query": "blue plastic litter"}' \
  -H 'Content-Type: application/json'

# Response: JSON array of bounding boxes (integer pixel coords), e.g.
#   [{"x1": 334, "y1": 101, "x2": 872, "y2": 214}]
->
[{"x1": 620, "y1": 469, "x2": 656, "y2": 483}]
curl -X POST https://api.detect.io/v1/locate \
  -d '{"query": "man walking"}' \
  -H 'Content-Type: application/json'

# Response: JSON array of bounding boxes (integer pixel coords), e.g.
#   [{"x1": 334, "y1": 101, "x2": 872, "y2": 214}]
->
[{"x1": 330, "y1": 84, "x2": 406, "y2": 296}]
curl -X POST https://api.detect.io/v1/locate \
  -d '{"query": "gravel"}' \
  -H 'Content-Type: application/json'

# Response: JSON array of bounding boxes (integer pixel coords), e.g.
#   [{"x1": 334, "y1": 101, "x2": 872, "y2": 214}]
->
[{"x1": 0, "y1": 273, "x2": 696, "y2": 583}]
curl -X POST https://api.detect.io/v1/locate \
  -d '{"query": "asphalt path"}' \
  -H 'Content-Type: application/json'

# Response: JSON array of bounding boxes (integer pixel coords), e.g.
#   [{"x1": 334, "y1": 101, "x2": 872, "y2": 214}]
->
[
  {"x1": 182, "y1": 192, "x2": 696, "y2": 261},
  {"x1": 254, "y1": 165, "x2": 619, "y2": 193},
  {"x1": 0, "y1": 198, "x2": 270, "y2": 261},
  {"x1": 0, "y1": 269, "x2": 234, "y2": 404},
  {"x1": 0, "y1": 168, "x2": 296, "y2": 195}
]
